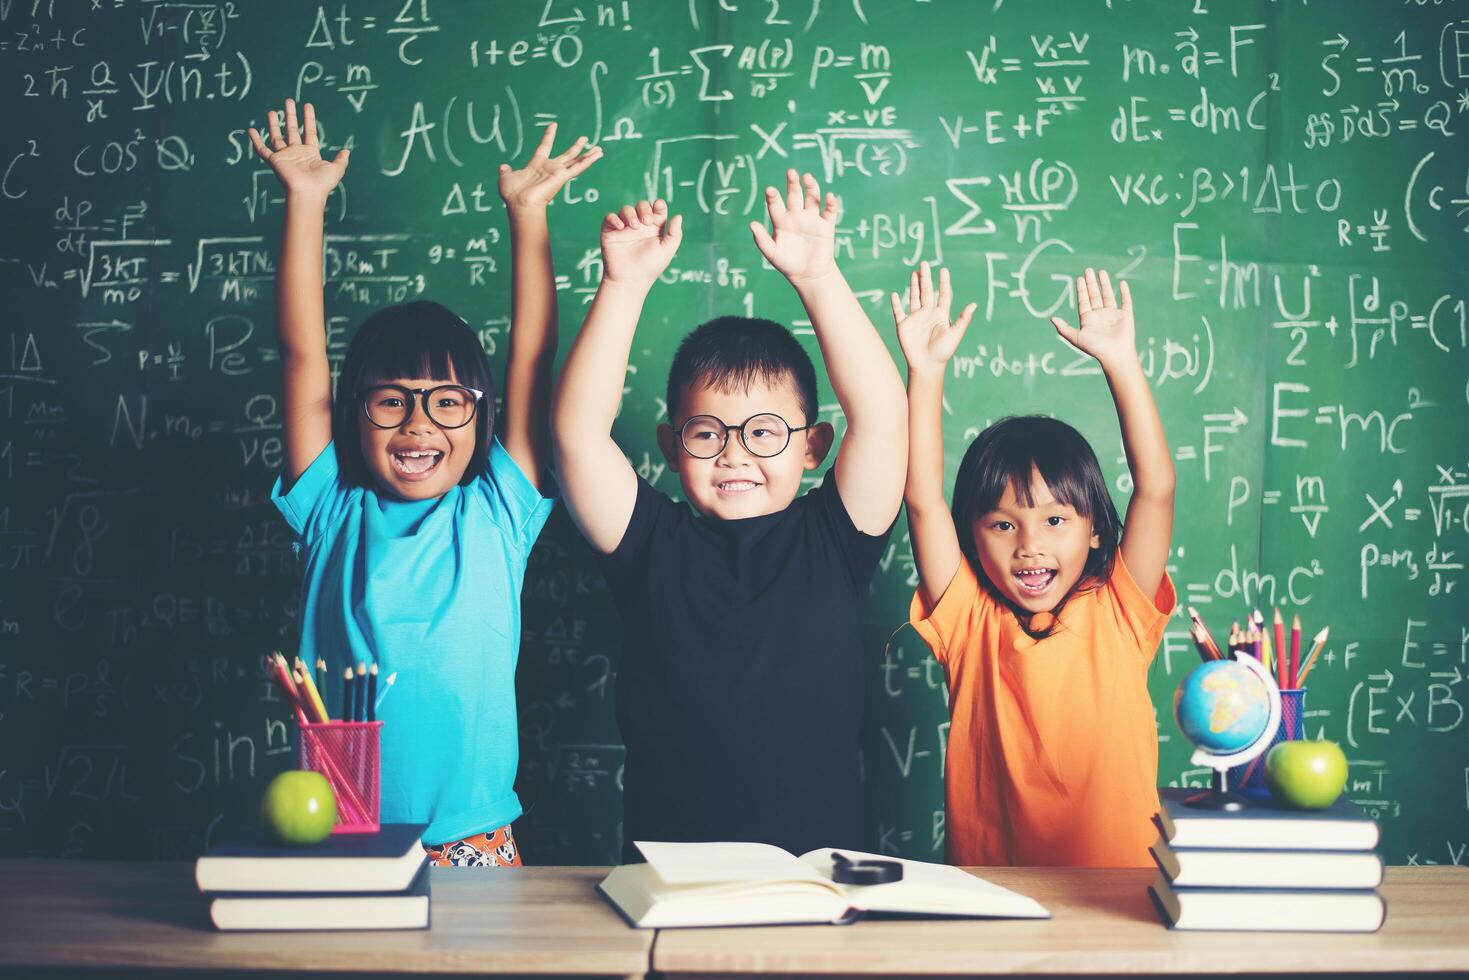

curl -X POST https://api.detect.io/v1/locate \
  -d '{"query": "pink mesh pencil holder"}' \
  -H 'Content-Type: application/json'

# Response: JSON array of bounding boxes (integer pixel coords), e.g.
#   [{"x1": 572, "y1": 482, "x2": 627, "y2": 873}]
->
[
  {"x1": 296, "y1": 721, "x2": 382, "y2": 834},
  {"x1": 1230, "y1": 688, "x2": 1305, "y2": 794}
]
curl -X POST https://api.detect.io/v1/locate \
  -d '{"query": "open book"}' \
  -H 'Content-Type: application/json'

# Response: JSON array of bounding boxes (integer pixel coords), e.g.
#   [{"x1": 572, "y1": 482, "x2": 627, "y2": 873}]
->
[{"x1": 598, "y1": 841, "x2": 1050, "y2": 928}]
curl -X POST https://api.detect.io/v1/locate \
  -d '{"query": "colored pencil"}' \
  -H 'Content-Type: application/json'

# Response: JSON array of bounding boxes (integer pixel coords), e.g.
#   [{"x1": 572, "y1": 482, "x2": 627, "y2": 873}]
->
[
  {"x1": 1187, "y1": 606, "x2": 1225, "y2": 661},
  {"x1": 1273, "y1": 608, "x2": 1287, "y2": 688},
  {"x1": 1288, "y1": 614, "x2": 1302, "y2": 688},
  {"x1": 374, "y1": 671, "x2": 398, "y2": 712},
  {"x1": 342, "y1": 666, "x2": 353, "y2": 722},
  {"x1": 295, "y1": 662, "x2": 330, "y2": 723},
  {"x1": 264, "y1": 654, "x2": 308, "y2": 725},
  {"x1": 354, "y1": 662, "x2": 368, "y2": 722},
  {"x1": 367, "y1": 664, "x2": 379, "y2": 722},
  {"x1": 1296, "y1": 626, "x2": 1330, "y2": 685},
  {"x1": 316, "y1": 658, "x2": 327, "y2": 700},
  {"x1": 1188, "y1": 622, "x2": 1213, "y2": 662}
]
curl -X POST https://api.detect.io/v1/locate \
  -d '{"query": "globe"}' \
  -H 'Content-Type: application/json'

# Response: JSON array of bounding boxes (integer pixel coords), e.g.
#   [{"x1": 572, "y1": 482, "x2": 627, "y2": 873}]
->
[{"x1": 1173, "y1": 659, "x2": 1272, "y2": 755}]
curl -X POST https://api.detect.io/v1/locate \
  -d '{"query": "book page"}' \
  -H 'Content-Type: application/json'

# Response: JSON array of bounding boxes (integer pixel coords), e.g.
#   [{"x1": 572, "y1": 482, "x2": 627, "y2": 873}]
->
[
  {"x1": 634, "y1": 841, "x2": 828, "y2": 886},
  {"x1": 798, "y1": 849, "x2": 1050, "y2": 919}
]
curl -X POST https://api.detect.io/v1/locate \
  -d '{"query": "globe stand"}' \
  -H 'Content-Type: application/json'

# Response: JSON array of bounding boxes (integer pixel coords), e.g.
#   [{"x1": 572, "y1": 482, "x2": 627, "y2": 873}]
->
[
  {"x1": 1182, "y1": 653, "x2": 1282, "y2": 811},
  {"x1": 1183, "y1": 768, "x2": 1250, "y2": 811}
]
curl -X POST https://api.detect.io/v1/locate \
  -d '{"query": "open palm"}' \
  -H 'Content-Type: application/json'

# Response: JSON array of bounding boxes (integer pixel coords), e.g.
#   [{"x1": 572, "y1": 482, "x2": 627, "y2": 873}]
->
[
  {"x1": 497, "y1": 122, "x2": 601, "y2": 208},
  {"x1": 893, "y1": 263, "x2": 976, "y2": 372},
  {"x1": 750, "y1": 169, "x2": 839, "y2": 284},
  {"x1": 248, "y1": 99, "x2": 348, "y2": 198},
  {"x1": 1051, "y1": 268, "x2": 1135, "y2": 367},
  {"x1": 601, "y1": 199, "x2": 682, "y2": 285}
]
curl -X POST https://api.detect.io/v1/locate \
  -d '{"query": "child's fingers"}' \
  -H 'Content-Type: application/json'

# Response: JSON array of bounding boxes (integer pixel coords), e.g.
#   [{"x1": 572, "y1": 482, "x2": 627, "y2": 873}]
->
[
  {"x1": 918, "y1": 262, "x2": 934, "y2": 309},
  {"x1": 937, "y1": 266, "x2": 952, "y2": 311},
  {"x1": 763, "y1": 185, "x2": 788, "y2": 224},
  {"x1": 556, "y1": 135, "x2": 589, "y2": 163},
  {"x1": 331, "y1": 147, "x2": 350, "y2": 173},
  {"x1": 247, "y1": 127, "x2": 272, "y2": 160},
  {"x1": 1075, "y1": 276, "x2": 1091, "y2": 315},
  {"x1": 1051, "y1": 315, "x2": 1082, "y2": 348},
  {"x1": 749, "y1": 220, "x2": 776, "y2": 255},
  {"x1": 635, "y1": 200, "x2": 654, "y2": 224},
  {"x1": 531, "y1": 121, "x2": 558, "y2": 159},
  {"x1": 266, "y1": 110, "x2": 285, "y2": 150},
  {"x1": 1098, "y1": 269, "x2": 1116, "y2": 308},
  {"x1": 802, "y1": 172, "x2": 821, "y2": 211},
  {"x1": 1119, "y1": 279, "x2": 1133, "y2": 311},
  {"x1": 564, "y1": 145, "x2": 602, "y2": 177},
  {"x1": 953, "y1": 302, "x2": 979, "y2": 336},
  {"x1": 620, "y1": 204, "x2": 640, "y2": 228},
  {"x1": 665, "y1": 213, "x2": 683, "y2": 241},
  {"x1": 890, "y1": 291, "x2": 905, "y2": 326},
  {"x1": 283, "y1": 99, "x2": 300, "y2": 145},
  {"x1": 909, "y1": 270, "x2": 921, "y2": 315},
  {"x1": 1084, "y1": 267, "x2": 1103, "y2": 310},
  {"x1": 303, "y1": 103, "x2": 319, "y2": 146},
  {"x1": 785, "y1": 169, "x2": 803, "y2": 214},
  {"x1": 604, "y1": 211, "x2": 625, "y2": 231},
  {"x1": 821, "y1": 191, "x2": 841, "y2": 223}
]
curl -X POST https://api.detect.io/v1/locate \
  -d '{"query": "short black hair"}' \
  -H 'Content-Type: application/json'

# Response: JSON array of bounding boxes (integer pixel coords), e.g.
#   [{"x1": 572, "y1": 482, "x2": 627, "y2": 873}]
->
[
  {"x1": 333, "y1": 300, "x2": 495, "y2": 488},
  {"x1": 950, "y1": 415, "x2": 1120, "y2": 639},
  {"x1": 665, "y1": 316, "x2": 818, "y2": 425}
]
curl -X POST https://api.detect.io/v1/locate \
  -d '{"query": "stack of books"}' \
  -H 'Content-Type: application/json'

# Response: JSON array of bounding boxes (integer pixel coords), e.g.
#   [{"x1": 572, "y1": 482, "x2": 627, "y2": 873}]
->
[
  {"x1": 195, "y1": 823, "x2": 430, "y2": 931},
  {"x1": 1148, "y1": 787, "x2": 1385, "y2": 932}
]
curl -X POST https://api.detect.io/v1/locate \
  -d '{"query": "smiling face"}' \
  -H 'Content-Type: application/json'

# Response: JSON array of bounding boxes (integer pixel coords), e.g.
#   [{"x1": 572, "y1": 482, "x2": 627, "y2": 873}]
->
[
  {"x1": 357, "y1": 372, "x2": 480, "y2": 500},
  {"x1": 657, "y1": 374, "x2": 831, "y2": 521},
  {"x1": 970, "y1": 467, "x2": 1101, "y2": 614}
]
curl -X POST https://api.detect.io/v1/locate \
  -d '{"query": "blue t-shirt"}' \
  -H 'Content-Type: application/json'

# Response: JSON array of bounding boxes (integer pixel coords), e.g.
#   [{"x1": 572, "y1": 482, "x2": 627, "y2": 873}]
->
[{"x1": 271, "y1": 438, "x2": 553, "y2": 844}]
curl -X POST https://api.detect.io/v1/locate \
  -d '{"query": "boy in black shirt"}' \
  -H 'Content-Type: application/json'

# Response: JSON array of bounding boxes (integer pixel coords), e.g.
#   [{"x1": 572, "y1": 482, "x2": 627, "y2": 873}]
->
[{"x1": 551, "y1": 172, "x2": 908, "y2": 859}]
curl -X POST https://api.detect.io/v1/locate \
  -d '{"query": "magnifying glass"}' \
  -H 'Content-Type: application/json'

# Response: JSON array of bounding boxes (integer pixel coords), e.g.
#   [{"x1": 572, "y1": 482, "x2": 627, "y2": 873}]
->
[{"x1": 830, "y1": 851, "x2": 904, "y2": 885}]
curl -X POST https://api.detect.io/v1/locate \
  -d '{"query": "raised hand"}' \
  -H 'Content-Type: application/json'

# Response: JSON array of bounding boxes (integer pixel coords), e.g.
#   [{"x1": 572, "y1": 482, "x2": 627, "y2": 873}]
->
[
  {"x1": 1050, "y1": 268, "x2": 1137, "y2": 369},
  {"x1": 497, "y1": 122, "x2": 602, "y2": 209},
  {"x1": 892, "y1": 262, "x2": 977, "y2": 373},
  {"x1": 600, "y1": 199, "x2": 683, "y2": 286},
  {"x1": 749, "y1": 169, "x2": 840, "y2": 285},
  {"x1": 248, "y1": 99, "x2": 348, "y2": 199}
]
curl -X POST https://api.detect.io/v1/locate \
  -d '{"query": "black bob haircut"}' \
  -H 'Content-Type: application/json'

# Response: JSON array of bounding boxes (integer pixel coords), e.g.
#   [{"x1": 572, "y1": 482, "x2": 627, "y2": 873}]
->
[
  {"x1": 950, "y1": 415, "x2": 1121, "y2": 639},
  {"x1": 333, "y1": 300, "x2": 495, "y2": 488},
  {"x1": 665, "y1": 316, "x2": 819, "y2": 425}
]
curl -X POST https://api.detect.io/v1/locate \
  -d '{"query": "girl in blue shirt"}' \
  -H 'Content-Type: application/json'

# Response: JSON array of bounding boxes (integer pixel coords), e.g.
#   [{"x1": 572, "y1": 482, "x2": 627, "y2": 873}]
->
[{"x1": 248, "y1": 99, "x2": 599, "y2": 865}]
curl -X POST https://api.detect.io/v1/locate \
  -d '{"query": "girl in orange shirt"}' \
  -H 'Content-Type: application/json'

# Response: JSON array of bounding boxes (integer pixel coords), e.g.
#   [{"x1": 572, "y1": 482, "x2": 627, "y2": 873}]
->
[{"x1": 892, "y1": 265, "x2": 1176, "y2": 867}]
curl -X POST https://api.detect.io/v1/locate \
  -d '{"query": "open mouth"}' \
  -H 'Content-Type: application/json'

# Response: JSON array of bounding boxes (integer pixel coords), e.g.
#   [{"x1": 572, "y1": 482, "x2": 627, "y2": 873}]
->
[
  {"x1": 715, "y1": 480, "x2": 762, "y2": 495},
  {"x1": 390, "y1": 449, "x2": 443, "y2": 480},
  {"x1": 1013, "y1": 568, "x2": 1057, "y2": 597}
]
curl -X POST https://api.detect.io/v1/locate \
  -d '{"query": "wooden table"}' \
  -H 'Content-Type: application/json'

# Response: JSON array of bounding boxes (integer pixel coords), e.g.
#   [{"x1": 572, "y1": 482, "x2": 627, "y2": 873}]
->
[
  {"x1": 0, "y1": 861, "x2": 1465, "y2": 978},
  {"x1": 0, "y1": 859, "x2": 651, "y2": 978},
  {"x1": 654, "y1": 867, "x2": 1469, "y2": 979}
]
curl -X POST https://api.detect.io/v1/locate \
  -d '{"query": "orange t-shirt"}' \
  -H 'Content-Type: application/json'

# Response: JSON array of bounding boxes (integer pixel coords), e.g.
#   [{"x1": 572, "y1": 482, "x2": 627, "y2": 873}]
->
[{"x1": 909, "y1": 556, "x2": 1176, "y2": 868}]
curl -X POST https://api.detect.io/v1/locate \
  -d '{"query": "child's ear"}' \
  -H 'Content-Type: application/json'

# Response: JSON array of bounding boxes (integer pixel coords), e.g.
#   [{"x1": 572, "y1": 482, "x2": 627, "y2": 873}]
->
[
  {"x1": 803, "y1": 421, "x2": 835, "y2": 469},
  {"x1": 1090, "y1": 532, "x2": 1101, "y2": 549},
  {"x1": 656, "y1": 424, "x2": 682, "y2": 471}
]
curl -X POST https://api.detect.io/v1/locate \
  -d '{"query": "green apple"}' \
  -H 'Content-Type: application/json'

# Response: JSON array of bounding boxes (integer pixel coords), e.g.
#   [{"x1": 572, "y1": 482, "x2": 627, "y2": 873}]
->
[
  {"x1": 260, "y1": 770, "x2": 338, "y2": 845},
  {"x1": 1264, "y1": 738, "x2": 1348, "y2": 809}
]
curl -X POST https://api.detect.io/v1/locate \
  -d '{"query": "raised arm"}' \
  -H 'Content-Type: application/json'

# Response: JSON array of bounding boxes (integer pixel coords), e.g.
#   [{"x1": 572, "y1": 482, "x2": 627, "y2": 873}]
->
[
  {"x1": 496, "y1": 123, "x2": 601, "y2": 491},
  {"x1": 749, "y1": 170, "x2": 908, "y2": 534},
  {"x1": 1049, "y1": 269, "x2": 1175, "y2": 597},
  {"x1": 551, "y1": 200, "x2": 683, "y2": 553},
  {"x1": 248, "y1": 99, "x2": 349, "y2": 489},
  {"x1": 894, "y1": 264, "x2": 978, "y2": 609}
]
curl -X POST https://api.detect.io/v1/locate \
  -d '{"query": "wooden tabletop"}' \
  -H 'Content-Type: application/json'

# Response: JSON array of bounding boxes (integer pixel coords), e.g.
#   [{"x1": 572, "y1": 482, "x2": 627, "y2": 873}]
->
[
  {"x1": 653, "y1": 867, "x2": 1469, "y2": 977},
  {"x1": 0, "y1": 858, "x2": 650, "y2": 977},
  {"x1": 1, "y1": 861, "x2": 1466, "y2": 978}
]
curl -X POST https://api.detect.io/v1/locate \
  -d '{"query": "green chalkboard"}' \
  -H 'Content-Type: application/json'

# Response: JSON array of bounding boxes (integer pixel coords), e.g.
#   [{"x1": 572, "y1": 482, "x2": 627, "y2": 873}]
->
[{"x1": 0, "y1": 0, "x2": 1465, "y2": 866}]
